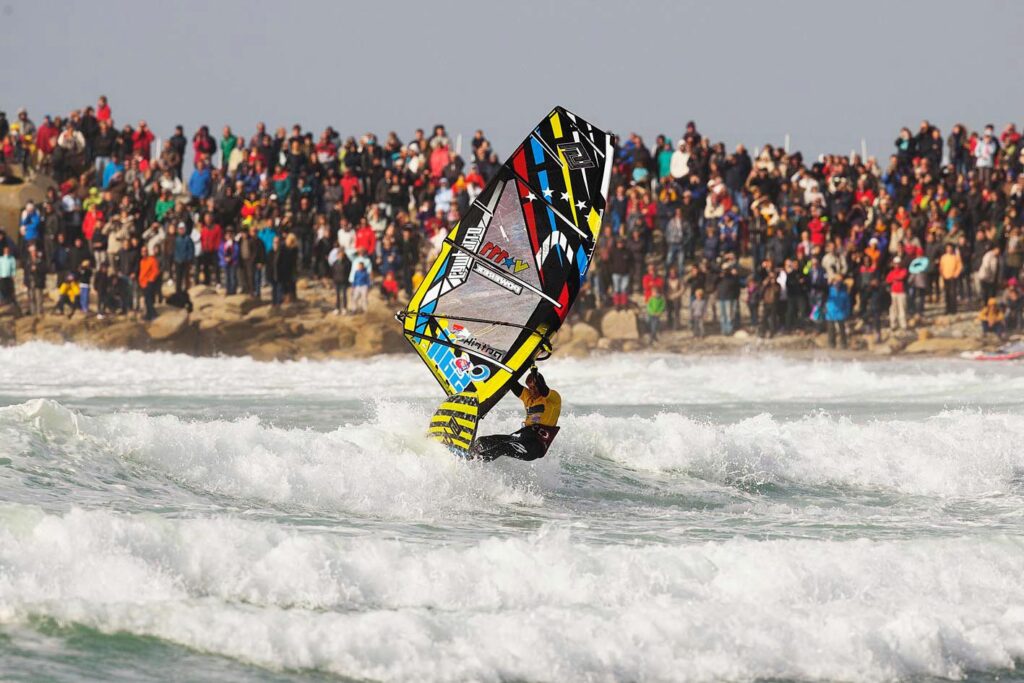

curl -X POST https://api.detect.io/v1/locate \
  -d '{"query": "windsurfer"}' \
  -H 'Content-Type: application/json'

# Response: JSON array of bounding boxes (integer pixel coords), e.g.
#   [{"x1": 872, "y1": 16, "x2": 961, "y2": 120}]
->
[{"x1": 470, "y1": 366, "x2": 560, "y2": 461}]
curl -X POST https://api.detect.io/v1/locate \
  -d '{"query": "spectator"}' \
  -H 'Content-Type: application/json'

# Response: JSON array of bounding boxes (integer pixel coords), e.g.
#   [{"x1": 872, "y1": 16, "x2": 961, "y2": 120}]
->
[
  {"x1": 350, "y1": 259, "x2": 371, "y2": 313},
  {"x1": 825, "y1": 274, "x2": 851, "y2": 349},
  {"x1": 939, "y1": 244, "x2": 963, "y2": 313},
  {"x1": 886, "y1": 256, "x2": 909, "y2": 331},
  {"x1": 55, "y1": 272, "x2": 80, "y2": 317},
  {"x1": 646, "y1": 286, "x2": 665, "y2": 342},
  {"x1": 978, "y1": 297, "x2": 1006, "y2": 338},
  {"x1": 0, "y1": 245, "x2": 21, "y2": 316},
  {"x1": 173, "y1": 222, "x2": 195, "y2": 293},
  {"x1": 138, "y1": 246, "x2": 160, "y2": 321},
  {"x1": 689, "y1": 288, "x2": 706, "y2": 338}
]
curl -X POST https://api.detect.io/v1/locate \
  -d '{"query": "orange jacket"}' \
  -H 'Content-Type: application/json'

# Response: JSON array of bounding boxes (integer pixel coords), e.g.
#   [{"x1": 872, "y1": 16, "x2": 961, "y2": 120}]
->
[{"x1": 138, "y1": 256, "x2": 160, "y2": 288}]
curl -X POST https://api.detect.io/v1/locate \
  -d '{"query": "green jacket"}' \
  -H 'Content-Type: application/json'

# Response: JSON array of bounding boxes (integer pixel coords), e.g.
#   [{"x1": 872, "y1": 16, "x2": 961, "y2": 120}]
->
[
  {"x1": 647, "y1": 294, "x2": 666, "y2": 317},
  {"x1": 220, "y1": 134, "x2": 238, "y2": 165}
]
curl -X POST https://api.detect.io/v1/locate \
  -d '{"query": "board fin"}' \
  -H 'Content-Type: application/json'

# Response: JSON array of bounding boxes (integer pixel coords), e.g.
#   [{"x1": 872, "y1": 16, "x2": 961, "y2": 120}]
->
[{"x1": 426, "y1": 391, "x2": 480, "y2": 454}]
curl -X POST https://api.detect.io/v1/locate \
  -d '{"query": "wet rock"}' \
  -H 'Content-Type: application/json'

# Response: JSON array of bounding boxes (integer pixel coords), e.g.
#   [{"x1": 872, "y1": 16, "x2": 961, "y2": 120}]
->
[
  {"x1": 903, "y1": 337, "x2": 983, "y2": 355},
  {"x1": 600, "y1": 310, "x2": 639, "y2": 340}
]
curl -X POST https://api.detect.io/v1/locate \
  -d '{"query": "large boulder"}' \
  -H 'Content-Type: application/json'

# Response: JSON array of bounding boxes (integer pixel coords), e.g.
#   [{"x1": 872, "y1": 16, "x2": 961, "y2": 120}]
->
[
  {"x1": 903, "y1": 336, "x2": 983, "y2": 355},
  {"x1": 223, "y1": 294, "x2": 265, "y2": 317},
  {"x1": 572, "y1": 323, "x2": 600, "y2": 346},
  {"x1": 147, "y1": 309, "x2": 189, "y2": 341},
  {"x1": 600, "y1": 310, "x2": 639, "y2": 340},
  {"x1": 558, "y1": 337, "x2": 594, "y2": 358}
]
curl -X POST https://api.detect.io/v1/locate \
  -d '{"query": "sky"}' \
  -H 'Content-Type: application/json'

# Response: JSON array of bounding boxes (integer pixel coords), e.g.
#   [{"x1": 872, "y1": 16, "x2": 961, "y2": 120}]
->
[{"x1": 2, "y1": 0, "x2": 1022, "y2": 162}]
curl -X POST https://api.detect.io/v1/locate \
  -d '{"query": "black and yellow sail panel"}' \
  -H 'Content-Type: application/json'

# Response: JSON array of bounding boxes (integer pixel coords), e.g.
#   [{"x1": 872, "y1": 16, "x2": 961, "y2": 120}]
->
[
  {"x1": 398, "y1": 106, "x2": 612, "y2": 418},
  {"x1": 426, "y1": 391, "x2": 480, "y2": 453}
]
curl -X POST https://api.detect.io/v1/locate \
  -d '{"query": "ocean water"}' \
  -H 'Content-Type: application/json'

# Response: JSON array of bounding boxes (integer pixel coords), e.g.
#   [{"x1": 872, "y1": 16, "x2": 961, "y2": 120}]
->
[{"x1": 2, "y1": 342, "x2": 1024, "y2": 682}]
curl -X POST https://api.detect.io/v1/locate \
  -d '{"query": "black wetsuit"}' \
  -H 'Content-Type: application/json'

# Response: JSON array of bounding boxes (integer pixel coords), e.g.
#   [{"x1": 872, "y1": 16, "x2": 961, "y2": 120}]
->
[{"x1": 471, "y1": 382, "x2": 561, "y2": 461}]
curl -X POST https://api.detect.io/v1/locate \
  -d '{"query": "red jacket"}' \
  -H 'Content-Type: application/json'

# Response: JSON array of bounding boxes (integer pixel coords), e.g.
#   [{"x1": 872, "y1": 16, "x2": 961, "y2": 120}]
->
[
  {"x1": 886, "y1": 267, "x2": 908, "y2": 294},
  {"x1": 808, "y1": 217, "x2": 828, "y2": 247},
  {"x1": 133, "y1": 129, "x2": 155, "y2": 160},
  {"x1": 82, "y1": 209, "x2": 104, "y2": 241},
  {"x1": 642, "y1": 274, "x2": 664, "y2": 301},
  {"x1": 200, "y1": 224, "x2": 223, "y2": 253},
  {"x1": 354, "y1": 226, "x2": 376, "y2": 255},
  {"x1": 36, "y1": 123, "x2": 59, "y2": 154},
  {"x1": 340, "y1": 174, "x2": 361, "y2": 205}
]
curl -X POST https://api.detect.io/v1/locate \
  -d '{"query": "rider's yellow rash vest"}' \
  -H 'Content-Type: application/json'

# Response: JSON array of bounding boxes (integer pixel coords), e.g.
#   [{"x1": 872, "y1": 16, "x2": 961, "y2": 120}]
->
[{"x1": 518, "y1": 387, "x2": 561, "y2": 427}]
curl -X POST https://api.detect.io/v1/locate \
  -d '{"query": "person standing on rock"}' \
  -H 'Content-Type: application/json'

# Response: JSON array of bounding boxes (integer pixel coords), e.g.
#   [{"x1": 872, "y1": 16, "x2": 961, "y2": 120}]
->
[
  {"x1": 198, "y1": 213, "x2": 223, "y2": 287},
  {"x1": 350, "y1": 259, "x2": 371, "y2": 314},
  {"x1": 25, "y1": 246, "x2": 48, "y2": 317},
  {"x1": 607, "y1": 235, "x2": 633, "y2": 309},
  {"x1": 665, "y1": 266, "x2": 684, "y2": 331},
  {"x1": 646, "y1": 285, "x2": 666, "y2": 342},
  {"x1": 939, "y1": 244, "x2": 963, "y2": 314},
  {"x1": 328, "y1": 242, "x2": 351, "y2": 314},
  {"x1": 173, "y1": 222, "x2": 195, "y2": 293},
  {"x1": 138, "y1": 246, "x2": 161, "y2": 321},
  {"x1": 0, "y1": 245, "x2": 21, "y2": 316},
  {"x1": 825, "y1": 274, "x2": 850, "y2": 349},
  {"x1": 886, "y1": 257, "x2": 909, "y2": 332}
]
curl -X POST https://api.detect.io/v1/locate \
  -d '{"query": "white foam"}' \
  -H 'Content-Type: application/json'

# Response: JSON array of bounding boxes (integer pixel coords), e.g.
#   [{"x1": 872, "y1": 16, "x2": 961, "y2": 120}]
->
[
  {"x1": 1, "y1": 399, "x2": 542, "y2": 519},
  {"x1": 6, "y1": 399, "x2": 1024, "y2": 517},
  {"x1": 2, "y1": 505, "x2": 1023, "y2": 681},
  {"x1": 5, "y1": 342, "x2": 1024, "y2": 406},
  {"x1": 565, "y1": 409, "x2": 1024, "y2": 496}
]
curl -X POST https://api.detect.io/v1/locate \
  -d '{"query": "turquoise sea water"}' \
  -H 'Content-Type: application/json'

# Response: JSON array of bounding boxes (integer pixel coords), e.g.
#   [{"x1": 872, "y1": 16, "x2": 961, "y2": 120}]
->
[{"x1": 2, "y1": 343, "x2": 1024, "y2": 682}]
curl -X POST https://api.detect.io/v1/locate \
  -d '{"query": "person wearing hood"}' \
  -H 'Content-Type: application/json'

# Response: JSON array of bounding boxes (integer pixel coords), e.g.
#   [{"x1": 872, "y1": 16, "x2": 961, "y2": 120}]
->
[
  {"x1": 825, "y1": 274, "x2": 851, "y2": 349},
  {"x1": 978, "y1": 297, "x2": 1006, "y2": 338}
]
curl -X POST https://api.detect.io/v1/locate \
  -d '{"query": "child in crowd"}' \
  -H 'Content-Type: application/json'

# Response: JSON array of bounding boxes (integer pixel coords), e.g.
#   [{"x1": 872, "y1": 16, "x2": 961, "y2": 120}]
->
[
  {"x1": 646, "y1": 285, "x2": 665, "y2": 342},
  {"x1": 690, "y1": 288, "x2": 706, "y2": 338},
  {"x1": 350, "y1": 261, "x2": 370, "y2": 313}
]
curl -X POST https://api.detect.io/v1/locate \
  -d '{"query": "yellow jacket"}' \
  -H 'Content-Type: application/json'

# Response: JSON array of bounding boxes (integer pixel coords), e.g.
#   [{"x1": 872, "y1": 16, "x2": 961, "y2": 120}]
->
[
  {"x1": 518, "y1": 386, "x2": 561, "y2": 427},
  {"x1": 938, "y1": 253, "x2": 963, "y2": 280},
  {"x1": 58, "y1": 281, "x2": 80, "y2": 299}
]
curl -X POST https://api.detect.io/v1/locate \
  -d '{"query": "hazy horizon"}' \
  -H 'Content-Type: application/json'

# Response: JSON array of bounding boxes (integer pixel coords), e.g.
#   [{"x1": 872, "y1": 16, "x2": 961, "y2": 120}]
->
[{"x1": 2, "y1": 0, "x2": 1022, "y2": 161}]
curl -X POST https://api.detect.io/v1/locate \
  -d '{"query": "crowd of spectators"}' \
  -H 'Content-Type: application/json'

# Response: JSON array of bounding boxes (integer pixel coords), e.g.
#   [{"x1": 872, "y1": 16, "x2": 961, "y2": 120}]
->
[{"x1": 1, "y1": 98, "x2": 1023, "y2": 346}]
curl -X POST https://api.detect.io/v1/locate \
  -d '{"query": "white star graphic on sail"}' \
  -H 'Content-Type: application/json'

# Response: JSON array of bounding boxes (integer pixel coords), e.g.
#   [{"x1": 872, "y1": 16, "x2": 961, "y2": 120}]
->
[
  {"x1": 575, "y1": 200, "x2": 587, "y2": 210},
  {"x1": 525, "y1": 192, "x2": 536, "y2": 202},
  {"x1": 560, "y1": 191, "x2": 569, "y2": 201},
  {"x1": 542, "y1": 187, "x2": 553, "y2": 198}
]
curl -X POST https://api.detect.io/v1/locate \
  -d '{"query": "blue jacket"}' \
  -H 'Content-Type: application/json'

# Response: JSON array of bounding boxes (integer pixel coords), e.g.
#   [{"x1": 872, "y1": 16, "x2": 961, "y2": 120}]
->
[
  {"x1": 351, "y1": 267, "x2": 371, "y2": 287},
  {"x1": 173, "y1": 234, "x2": 196, "y2": 264},
  {"x1": 257, "y1": 227, "x2": 277, "y2": 254},
  {"x1": 188, "y1": 167, "x2": 212, "y2": 199},
  {"x1": 350, "y1": 254, "x2": 373, "y2": 285},
  {"x1": 825, "y1": 283, "x2": 850, "y2": 322},
  {"x1": 20, "y1": 210, "x2": 41, "y2": 241},
  {"x1": 102, "y1": 161, "x2": 123, "y2": 189}
]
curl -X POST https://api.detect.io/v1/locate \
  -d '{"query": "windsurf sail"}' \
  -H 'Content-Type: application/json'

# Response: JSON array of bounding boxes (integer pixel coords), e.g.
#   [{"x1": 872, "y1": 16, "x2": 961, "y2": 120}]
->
[{"x1": 399, "y1": 106, "x2": 612, "y2": 418}]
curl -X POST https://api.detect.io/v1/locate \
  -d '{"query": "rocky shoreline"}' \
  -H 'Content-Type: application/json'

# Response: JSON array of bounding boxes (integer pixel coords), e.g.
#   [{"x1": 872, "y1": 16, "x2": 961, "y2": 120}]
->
[{"x1": 1, "y1": 276, "x2": 1012, "y2": 361}]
